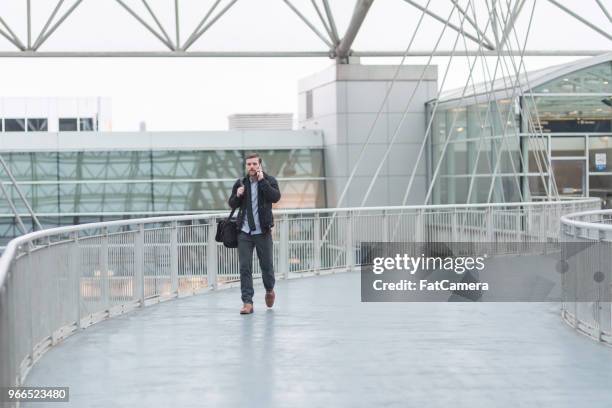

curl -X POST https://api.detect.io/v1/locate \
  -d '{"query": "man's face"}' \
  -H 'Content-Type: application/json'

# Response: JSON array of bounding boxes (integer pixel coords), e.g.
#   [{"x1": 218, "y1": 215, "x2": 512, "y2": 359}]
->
[{"x1": 245, "y1": 158, "x2": 260, "y2": 177}]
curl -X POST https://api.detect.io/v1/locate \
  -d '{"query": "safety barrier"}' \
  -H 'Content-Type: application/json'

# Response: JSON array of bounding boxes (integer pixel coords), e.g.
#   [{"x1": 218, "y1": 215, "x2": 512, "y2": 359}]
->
[
  {"x1": 0, "y1": 198, "x2": 601, "y2": 394},
  {"x1": 560, "y1": 209, "x2": 612, "y2": 346}
]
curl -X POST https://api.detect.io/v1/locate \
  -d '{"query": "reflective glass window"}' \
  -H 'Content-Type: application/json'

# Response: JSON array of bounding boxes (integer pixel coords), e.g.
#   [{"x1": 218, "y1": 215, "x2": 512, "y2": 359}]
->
[
  {"x1": 59, "y1": 118, "x2": 78, "y2": 131},
  {"x1": 533, "y1": 62, "x2": 612, "y2": 94},
  {"x1": 5, "y1": 119, "x2": 25, "y2": 132},
  {"x1": 523, "y1": 136, "x2": 549, "y2": 172},
  {"x1": 59, "y1": 151, "x2": 151, "y2": 181},
  {"x1": 79, "y1": 118, "x2": 95, "y2": 131},
  {"x1": 551, "y1": 137, "x2": 585, "y2": 157},
  {"x1": 525, "y1": 96, "x2": 612, "y2": 133},
  {"x1": 589, "y1": 175, "x2": 612, "y2": 208},
  {"x1": 27, "y1": 118, "x2": 48, "y2": 131},
  {"x1": 589, "y1": 135, "x2": 612, "y2": 172}
]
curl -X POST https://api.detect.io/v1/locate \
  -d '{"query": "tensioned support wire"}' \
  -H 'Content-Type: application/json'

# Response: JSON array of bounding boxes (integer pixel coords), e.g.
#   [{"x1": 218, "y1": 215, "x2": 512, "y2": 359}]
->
[
  {"x1": 482, "y1": 0, "x2": 558, "y2": 202},
  {"x1": 496, "y1": 0, "x2": 559, "y2": 199},
  {"x1": 364, "y1": 0, "x2": 553, "y2": 243},
  {"x1": 460, "y1": 1, "x2": 527, "y2": 206},
  {"x1": 319, "y1": 0, "x2": 555, "y2": 258},
  {"x1": 317, "y1": 0, "x2": 456, "y2": 250},
  {"x1": 403, "y1": 1, "x2": 505, "y2": 208},
  {"x1": 461, "y1": 0, "x2": 526, "y2": 204},
  {"x1": 359, "y1": 0, "x2": 479, "y2": 207},
  {"x1": 418, "y1": 0, "x2": 555, "y2": 208},
  {"x1": 377, "y1": 0, "x2": 498, "y2": 242},
  {"x1": 484, "y1": 0, "x2": 536, "y2": 203},
  {"x1": 482, "y1": 0, "x2": 534, "y2": 204}
]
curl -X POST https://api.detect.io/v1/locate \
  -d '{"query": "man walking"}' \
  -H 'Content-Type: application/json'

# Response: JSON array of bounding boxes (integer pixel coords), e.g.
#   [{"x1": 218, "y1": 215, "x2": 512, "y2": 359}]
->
[{"x1": 228, "y1": 152, "x2": 281, "y2": 314}]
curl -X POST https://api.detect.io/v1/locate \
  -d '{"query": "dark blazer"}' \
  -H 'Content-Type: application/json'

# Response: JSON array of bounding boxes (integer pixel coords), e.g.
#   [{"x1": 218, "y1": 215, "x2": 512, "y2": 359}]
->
[{"x1": 228, "y1": 172, "x2": 281, "y2": 233}]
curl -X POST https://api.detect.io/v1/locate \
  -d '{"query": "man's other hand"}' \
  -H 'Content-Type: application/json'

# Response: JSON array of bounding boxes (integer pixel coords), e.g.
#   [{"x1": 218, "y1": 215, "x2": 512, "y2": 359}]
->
[{"x1": 237, "y1": 186, "x2": 245, "y2": 197}]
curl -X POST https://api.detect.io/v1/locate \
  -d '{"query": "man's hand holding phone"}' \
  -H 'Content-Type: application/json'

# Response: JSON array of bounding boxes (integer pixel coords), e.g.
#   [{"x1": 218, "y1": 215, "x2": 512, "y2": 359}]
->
[{"x1": 256, "y1": 169, "x2": 264, "y2": 181}]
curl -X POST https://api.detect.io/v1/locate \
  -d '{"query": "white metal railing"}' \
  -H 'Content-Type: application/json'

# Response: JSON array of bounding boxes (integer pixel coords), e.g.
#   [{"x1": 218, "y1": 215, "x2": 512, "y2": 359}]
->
[
  {"x1": 560, "y1": 209, "x2": 612, "y2": 346},
  {"x1": 0, "y1": 198, "x2": 601, "y2": 392}
]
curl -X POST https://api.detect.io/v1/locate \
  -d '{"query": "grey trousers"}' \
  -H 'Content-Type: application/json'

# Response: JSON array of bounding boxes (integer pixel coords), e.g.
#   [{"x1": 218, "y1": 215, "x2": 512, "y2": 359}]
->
[{"x1": 238, "y1": 230, "x2": 275, "y2": 304}]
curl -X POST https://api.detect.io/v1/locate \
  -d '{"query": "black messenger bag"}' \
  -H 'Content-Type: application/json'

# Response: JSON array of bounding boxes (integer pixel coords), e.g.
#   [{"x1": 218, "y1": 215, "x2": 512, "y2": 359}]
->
[{"x1": 215, "y1": 206, "x2": 239, "y2": 248}]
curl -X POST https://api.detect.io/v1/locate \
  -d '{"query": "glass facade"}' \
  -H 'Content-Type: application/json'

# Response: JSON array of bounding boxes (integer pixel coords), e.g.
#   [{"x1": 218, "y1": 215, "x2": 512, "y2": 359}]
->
[
  {"x1": 428, "y1": 59, "x2": 612, "y2": 205},
  {"x1": 429, "y1": 98, "x2": 521, "y2": 204},
  {"x1": 0, "y1": 149, "x2": 326, "y2": 244}
]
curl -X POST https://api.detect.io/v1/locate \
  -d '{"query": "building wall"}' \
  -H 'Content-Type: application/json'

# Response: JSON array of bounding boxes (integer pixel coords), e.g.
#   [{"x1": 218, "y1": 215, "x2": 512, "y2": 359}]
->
[
  {"x1": 427, "y1": 57, "x2": 612, "y2": 205},
  {"x1": 0, "y1": 130, "x2": 326, "y2": 244},
  {"x1": 298, "y1": 63, "x2": 438, "y2": 207},
  {"x1": 0, "y1": 97, "x2": 111, "y2": 132}
]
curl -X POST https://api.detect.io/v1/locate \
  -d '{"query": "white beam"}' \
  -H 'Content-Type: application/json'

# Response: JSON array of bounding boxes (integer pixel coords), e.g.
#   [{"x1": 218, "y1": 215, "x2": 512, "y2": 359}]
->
[
  {"x1": 34, "y1": 0, "x2": 84, "y2": 50},
  {"x1": 595, "y1": 0, "x2": 612, "y2": 24},
  {"x1": 404, "y1": 0, "x2": 495, "y2": 50},
  {"x1": 181, "y1": 0, "x2": 239, "y2": 51},
  {"x1": 282, "y1": 0, "x2": 333, "y2": 48},
  {"x1": 336, "y1": 0, "x2": 375, "y2": 59},
  {"x1": 114, "y1": 0, "x2": 175, "y2": 50},
  {"x1": 547, "y1": 0, "x2": 612, "y2": 41},
  {"x1": 0, "y1": 50, "x2": 605, "y2": 58}
]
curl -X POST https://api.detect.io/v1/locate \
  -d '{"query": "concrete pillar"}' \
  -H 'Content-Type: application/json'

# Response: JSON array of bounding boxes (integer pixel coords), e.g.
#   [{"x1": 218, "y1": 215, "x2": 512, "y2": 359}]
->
[{"x1": 298, "y1": 62, "x2": 438, "y2": 207}]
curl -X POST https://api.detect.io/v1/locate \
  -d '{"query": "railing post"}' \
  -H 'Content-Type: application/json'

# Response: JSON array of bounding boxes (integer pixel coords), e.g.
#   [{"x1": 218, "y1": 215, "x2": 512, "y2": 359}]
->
[
  {"x1": 452, "y1": 209, "x2": 458, "y2": 242},
  {"x1": 515, "y1": 210, "x2": 521, "y2": 242},
  {"x1": 525, "y1": 206, "x2": 532, "y2": 239},
  {"x1": 70, "y1": 232, "x2": 81, "y2": 329},
  {"x1": 279, "y1": 214, "x2": 289, "y2": 279},
  {"x1": 207, "y1": 218, "x2": 218, "y2": 290},
  {"x1": 26, "y1": 246, "x2": 34, "y2": 369},
  {"x1": 345, "y1": 211, "x2": 354, "y2": 270},
  {"x1": 571, "y1": 223, "x2": 579, "y2": 328},
  {"x1": 596, "y1": 229, "x2": 605, "y2": 341},
  {"x1": 170, "y1": 221, "x2": 179, "y2": 296},
  {"x1": 382, "y1": 210, "x2": 389, "y2": 242},
  {"x1": 101, "y1": 227, "x2": 109, "y2": 314},
  {"x1": 313, "y1": 213, "x2": 321, "y2": 274},
  {"x1": 415, "y1": 209, "x2": 424, "y2": 242},
  {"x1": 134, "y1": 224, "x2": 145, "y2": 306},
  {"x1": 486, "y1": 208, "x2": 493, "y2": 242}
]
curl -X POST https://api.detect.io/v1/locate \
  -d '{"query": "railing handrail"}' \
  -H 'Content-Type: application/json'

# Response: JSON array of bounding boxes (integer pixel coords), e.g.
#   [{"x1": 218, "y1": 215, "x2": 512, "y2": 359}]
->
[
  {"x1": 560, "y1": 209, "x2": 612, "y2": 231},
  {"x1": 559, "y1": 207, "x2": 612, "y2": 346},
  {"x1": 0, "y1": 197, "x2": 600, "y2": 295}
]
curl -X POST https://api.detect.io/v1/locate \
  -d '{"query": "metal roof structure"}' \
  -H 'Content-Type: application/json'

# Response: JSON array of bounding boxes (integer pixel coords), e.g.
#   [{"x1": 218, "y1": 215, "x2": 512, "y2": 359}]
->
[
  {"x1": 437, "y1": 51, "x2": 612, "y2": 105},
  {"x1": 0, "y1": 0, "x2": 609, "y2": 60}
]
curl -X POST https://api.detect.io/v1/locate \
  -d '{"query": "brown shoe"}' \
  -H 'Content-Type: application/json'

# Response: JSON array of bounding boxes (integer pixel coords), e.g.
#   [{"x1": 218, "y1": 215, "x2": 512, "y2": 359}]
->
[
  {"x1": 265, "y1": 290, "x2": 275, "y2": 308},
  {"x1": 240, "y1": 303, "x2": 254, "y2": 314}
]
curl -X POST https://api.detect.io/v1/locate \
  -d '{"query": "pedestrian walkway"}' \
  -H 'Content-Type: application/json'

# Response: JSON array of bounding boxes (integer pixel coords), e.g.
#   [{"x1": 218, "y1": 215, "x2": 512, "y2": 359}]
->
[{"x1": 24, "y1": 270, "x2": 612, "y2": 407}]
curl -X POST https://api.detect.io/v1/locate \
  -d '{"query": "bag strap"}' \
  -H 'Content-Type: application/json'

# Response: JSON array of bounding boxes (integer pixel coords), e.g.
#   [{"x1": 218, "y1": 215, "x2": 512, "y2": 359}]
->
[
  {"x1": 228, "y1": 206, "x2": 237, "y2": 219},
  {"x1": 228, "y1": 177, "x2": 245, "y2": 219},
  {"x1": 226, "y1": 177, "x2": 246, "y2": 220}
]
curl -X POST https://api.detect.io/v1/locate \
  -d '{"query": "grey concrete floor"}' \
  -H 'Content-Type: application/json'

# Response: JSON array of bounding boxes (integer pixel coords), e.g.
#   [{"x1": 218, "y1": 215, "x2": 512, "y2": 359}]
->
[{"x1": 24, "y1": 270, "x2": 612, "y2": 408}]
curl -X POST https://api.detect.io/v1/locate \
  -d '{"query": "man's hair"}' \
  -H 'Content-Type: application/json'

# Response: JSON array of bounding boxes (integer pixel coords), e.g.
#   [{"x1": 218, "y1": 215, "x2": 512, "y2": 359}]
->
[{"x1": 245, "y1": 152, "x2": 262, "y2": 164}]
